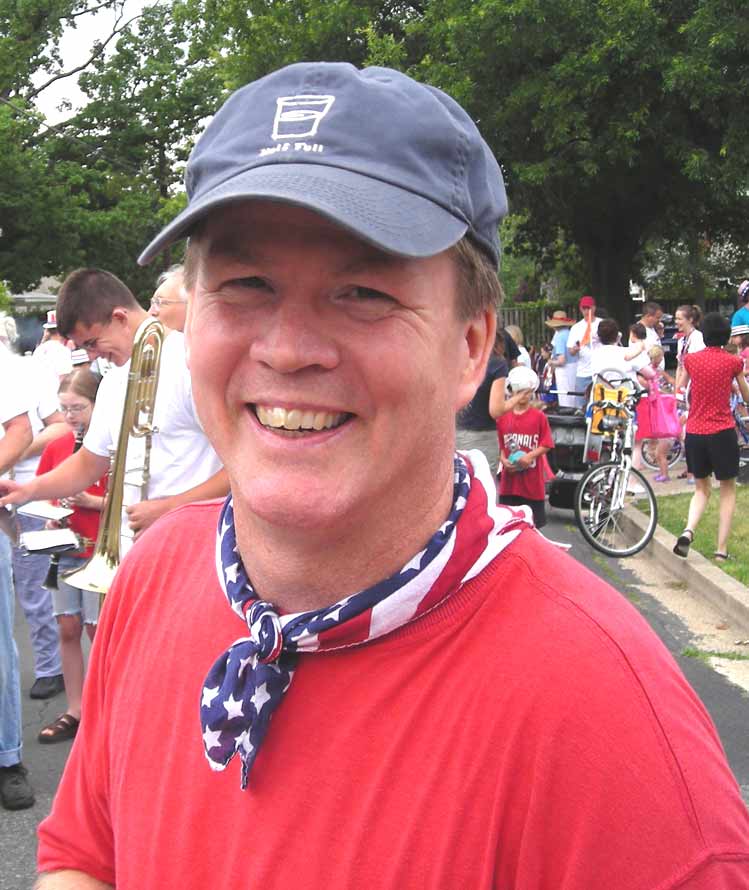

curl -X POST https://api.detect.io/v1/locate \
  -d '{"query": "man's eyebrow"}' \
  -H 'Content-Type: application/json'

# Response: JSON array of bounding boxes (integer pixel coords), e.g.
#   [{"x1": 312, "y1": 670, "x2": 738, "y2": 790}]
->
[{"x1": 205, "y1": 236, "x2": 404, "y2": 275}]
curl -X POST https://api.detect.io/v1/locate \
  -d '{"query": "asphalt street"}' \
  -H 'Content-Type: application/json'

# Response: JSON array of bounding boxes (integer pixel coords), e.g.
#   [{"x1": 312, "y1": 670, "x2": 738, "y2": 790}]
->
[{"x1": 2, "y1": 501, "x2": 748, "y2": 888}]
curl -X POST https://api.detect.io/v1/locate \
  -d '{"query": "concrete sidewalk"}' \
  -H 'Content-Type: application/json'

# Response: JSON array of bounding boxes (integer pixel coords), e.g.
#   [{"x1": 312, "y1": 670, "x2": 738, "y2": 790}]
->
[{"x1": 629, "y1": 462, "x2": 749, "y2": 632}]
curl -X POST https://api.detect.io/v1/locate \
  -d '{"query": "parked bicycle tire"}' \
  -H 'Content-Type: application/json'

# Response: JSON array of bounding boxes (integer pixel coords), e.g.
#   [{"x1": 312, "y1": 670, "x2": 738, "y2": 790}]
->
[
  {"x1": 574, "y1": 463, "x2": 657, "y2": 557},
  {"x1": 641, "y1": 437, "x2": 682, "y2": 470}
]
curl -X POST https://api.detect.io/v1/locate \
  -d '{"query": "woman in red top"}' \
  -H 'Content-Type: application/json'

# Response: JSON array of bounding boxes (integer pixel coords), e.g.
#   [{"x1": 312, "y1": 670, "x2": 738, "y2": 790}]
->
[
  {"x1": 673, "y1": 313, "x2": 749, "y2": 562},
  {"x1": 35, "y1": 369, "x2": 106, "y2": 743}
]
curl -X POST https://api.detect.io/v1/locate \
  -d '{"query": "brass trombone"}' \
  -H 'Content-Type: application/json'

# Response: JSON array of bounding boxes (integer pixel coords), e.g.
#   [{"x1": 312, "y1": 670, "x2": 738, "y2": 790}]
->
[{"x1": 63, "y1": 317, "x2": 165, "y2": 605}]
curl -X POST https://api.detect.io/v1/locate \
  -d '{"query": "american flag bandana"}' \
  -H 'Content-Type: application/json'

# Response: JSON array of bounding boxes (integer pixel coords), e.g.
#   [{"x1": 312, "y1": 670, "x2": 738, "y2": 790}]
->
[{"x1": 200, "y1": 449, "x2": 532, "y2": 789}]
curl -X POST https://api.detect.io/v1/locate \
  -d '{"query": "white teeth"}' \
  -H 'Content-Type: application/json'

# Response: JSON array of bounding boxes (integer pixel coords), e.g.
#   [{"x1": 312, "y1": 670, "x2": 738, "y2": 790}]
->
[{"x1": 255, "y1": 405, "x2": 346, "y2": 431}]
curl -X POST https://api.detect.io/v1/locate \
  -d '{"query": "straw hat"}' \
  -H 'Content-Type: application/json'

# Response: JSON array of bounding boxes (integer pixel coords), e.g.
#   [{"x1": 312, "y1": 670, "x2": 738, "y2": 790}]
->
[{"x1": 545, "y1": 310, "x2": 574, "y2": 328}]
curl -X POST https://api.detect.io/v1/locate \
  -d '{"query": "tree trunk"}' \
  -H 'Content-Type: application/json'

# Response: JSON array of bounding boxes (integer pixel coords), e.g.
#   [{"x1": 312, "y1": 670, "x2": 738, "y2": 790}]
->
[
  {"x1": 586, "y1": 245, "x2": 636, "y2": 329},
  {"x1": 686, "y1": 235, "x2": 706, "y2": 309}
]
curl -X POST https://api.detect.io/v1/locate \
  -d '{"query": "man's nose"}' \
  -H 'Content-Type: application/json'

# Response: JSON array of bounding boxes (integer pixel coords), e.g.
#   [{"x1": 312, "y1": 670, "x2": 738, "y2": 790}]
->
[{"x1": 249, "y1": 301, "x2": 339, "y2": 373}]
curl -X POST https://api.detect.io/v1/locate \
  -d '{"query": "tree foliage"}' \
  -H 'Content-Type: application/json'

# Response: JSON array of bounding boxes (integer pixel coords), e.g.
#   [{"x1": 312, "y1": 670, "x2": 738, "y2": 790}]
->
[
  {"x1": 2, "y1": 0, "x2": 748, "y2": 314},
  {"x1": 407, "y1": 0, "x2": 749, "y2": 322}
]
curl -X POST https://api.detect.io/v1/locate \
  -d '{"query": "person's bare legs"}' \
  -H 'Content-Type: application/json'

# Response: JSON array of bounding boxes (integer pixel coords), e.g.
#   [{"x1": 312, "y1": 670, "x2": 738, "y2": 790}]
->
[
  {"x1": 56, "y1": 614, "x2": 85, "y2": 720},
  {"x1": 716, "y1": 478, "x2": 737, "y2": 556},
  {"x1": 656, "y1": 439, "x2": 671, "y2": 478},
  {"x1": 685, "y1": 476, "x2": 712, "y2": 534}
]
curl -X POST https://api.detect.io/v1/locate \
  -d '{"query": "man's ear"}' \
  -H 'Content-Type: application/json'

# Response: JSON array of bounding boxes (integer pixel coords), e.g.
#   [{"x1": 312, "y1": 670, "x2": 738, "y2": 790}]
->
[
  {"x1": 456, "y1": 309, "x2": 497, "y2": 410},
  {"x1": 111, "y1": 307, "x2": 129, "y2": 325}
]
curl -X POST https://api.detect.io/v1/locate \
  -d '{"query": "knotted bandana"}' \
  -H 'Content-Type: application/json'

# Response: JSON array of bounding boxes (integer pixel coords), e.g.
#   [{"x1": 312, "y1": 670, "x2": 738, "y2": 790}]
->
[{"x1": 200, "y1": 449, "x2": 533, "y2": 788}]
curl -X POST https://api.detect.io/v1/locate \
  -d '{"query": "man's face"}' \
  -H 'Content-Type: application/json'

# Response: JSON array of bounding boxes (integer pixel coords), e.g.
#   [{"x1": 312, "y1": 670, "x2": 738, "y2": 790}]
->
[
  {"x1": 186, "y1": 201, "x2": 492, "y2": 537},
  {"x1": 149, "y1": 273, "x2": 188, "y2": 331},
  {"x1": 643, "y1": 310, "x2": 663, "y2": 329},
  {"x1": 70, "y1": 310, "x2": 133, "y2": 366}
]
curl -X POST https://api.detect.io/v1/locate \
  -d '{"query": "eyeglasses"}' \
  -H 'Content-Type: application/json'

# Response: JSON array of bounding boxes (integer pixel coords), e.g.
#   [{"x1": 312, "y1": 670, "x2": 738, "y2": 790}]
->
[
  {"x1": 150, "y1": 297, "x2": 187, "y2": 308},
  {"x1": 59, "y1": 404, "x2": 89, "y2": 416},
  {"x1": 78, "y1": 320, "x2": 111, "y2": 352}
]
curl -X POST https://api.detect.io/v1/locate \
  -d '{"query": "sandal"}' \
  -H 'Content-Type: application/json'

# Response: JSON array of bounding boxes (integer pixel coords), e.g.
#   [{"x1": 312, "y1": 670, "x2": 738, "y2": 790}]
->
[
  {"x1": 38, "y1": 713, "x2": 80, "y2": 745},
  {"x1": 673, "y1": 529, "x2": 694, "y2": 558},
  {"x1": 713, "y1": 552, "x2": 732, "y2": 562},
  {"x1": 677, "y1": 470, "x2": 689, "y2": 479},
  {"x1": 653, "y1": 474, "x2": 670, "y2": 483}
]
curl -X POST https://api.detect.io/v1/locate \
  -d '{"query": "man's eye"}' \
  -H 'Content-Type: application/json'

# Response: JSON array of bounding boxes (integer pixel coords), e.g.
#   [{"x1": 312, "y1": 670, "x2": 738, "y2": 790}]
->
[
  {"x1": 230, "y1": 276, "x2": 271, "y2": 291},
  {"x1": 344, "y1": 286, "x2": 394, "y2": 303}
]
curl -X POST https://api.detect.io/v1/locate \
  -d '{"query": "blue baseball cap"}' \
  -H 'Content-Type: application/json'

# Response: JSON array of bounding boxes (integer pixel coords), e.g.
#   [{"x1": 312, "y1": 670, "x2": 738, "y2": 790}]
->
[{"x1": 138, "y1": 62, "x2": 507, "y2": 267}]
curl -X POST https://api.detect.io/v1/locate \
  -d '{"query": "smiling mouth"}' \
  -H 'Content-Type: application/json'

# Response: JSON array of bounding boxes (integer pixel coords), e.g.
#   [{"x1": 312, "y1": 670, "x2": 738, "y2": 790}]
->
[{"x1": 253, "y1": 405, "x2": 352, "y2": 434}]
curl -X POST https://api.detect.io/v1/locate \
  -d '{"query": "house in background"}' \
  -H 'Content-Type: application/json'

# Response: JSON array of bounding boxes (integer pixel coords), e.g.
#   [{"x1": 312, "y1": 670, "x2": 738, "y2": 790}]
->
[{"x1": 10, "y1": 278, "x2": 59, "y2": 353}]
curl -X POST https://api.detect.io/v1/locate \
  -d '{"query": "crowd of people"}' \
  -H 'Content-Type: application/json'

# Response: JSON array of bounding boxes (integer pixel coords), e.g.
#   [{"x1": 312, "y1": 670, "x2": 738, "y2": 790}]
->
[{"x1": 0, "y1": 60, "x2": 747, "y2": 888}]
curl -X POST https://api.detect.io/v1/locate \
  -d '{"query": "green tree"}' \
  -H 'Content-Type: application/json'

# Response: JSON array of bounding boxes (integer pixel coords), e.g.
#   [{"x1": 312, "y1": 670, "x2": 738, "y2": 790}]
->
[
  {"x1": 42, "y1": 2, "x2": 222, "y2": 297},
  {"x1": 410, "y1": 0, "x2": 749, "y2": 323},
  {"x1": 0, "y1": 103, "x2": 84, "y2": 290}
]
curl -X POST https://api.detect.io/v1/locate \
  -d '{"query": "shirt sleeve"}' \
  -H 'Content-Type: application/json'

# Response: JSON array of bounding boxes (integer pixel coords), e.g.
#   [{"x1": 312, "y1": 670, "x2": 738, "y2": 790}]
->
[
  {"x1": 36, "y1": 440, "x2": 56, "y2": 476},
  {"x1": 538, "y1": 414, "x2": 555, "y2": 450},
  {"x1": 83, "y1": 373, "x2": 116, "y2": 458}
]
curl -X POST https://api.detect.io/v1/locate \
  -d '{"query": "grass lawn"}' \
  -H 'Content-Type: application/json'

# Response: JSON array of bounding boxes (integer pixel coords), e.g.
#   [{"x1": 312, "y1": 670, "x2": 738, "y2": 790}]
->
[{"x1": 655, "y1": 485, "x2": 749, "y2": 586}]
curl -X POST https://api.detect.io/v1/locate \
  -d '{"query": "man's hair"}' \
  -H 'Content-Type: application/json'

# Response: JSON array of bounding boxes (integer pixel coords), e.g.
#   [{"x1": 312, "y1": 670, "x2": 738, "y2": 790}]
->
[
  {"x1": 184, "y1": 230, "x2": 502, "y2": 322},
  {"x1": 642, "y1": 301, "x2": 662, "y2": 317},
  {"x1": 156, "y1": 263, "x2": 184, "y2": 288},
  {"x1": 597, "y1": 318, "x2": 620, "y2": 345},
  {"x1": 57, "y1": 268, "x2": 139, "y2": 338},
  {"x1": 629, "y1": 322, "x2": 646, "y2": 341},
  {"x1": 702, "y1": 312, "x2": 731, "y2": 347}
]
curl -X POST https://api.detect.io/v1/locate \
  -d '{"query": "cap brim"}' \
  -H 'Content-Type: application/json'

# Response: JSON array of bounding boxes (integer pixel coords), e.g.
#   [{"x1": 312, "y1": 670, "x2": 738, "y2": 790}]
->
[{"x1": 138, "y1": 164, "x2": 470, "y2": 266}]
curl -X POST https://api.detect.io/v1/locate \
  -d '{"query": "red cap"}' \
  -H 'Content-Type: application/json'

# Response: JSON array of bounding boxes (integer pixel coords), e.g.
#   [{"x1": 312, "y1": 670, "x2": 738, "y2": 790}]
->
[{"x1": 579, "y1": 295, "x2": 596, "y2": 309}]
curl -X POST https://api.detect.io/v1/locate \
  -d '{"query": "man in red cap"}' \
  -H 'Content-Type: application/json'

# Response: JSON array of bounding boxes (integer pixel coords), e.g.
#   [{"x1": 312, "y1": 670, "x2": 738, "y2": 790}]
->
[{"x1": 567, "y1": 294, "x2": 601, "y2": 404}]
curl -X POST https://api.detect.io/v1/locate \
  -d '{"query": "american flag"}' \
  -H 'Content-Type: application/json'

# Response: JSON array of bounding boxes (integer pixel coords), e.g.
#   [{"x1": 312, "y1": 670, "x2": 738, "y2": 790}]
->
[{"x1": 200, "y1": 449, "x2": 532, "y2": 788}]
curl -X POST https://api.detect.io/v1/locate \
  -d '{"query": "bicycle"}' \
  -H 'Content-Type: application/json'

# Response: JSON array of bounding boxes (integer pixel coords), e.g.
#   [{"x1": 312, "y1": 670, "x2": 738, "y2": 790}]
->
[
  {"x1": 574, "y1": 379, "x2": 658, "y2": 557},
  {"x1": 641, "y1": 437, "x2": 682, "y2": 470}
]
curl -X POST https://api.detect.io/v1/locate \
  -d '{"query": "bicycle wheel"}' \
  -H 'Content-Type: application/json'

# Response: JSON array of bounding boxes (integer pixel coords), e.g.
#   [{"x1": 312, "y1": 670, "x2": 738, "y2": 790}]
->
[
  {"x1": 574, "y1": 463, "x2": 657, "y2": 557},
  {"x1": 641, "y1": 438, "x2": 682, "y2": 470}
]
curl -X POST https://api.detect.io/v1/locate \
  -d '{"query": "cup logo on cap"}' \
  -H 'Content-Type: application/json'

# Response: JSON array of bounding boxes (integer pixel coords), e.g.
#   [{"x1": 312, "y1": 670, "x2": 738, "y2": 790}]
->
[{"x1": 272, "y1": 94, "x2": 336, "y2": 140}]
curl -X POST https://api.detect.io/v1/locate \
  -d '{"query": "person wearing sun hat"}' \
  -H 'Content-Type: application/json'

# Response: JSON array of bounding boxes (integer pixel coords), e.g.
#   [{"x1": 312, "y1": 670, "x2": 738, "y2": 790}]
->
[
  {"x1": 567, "y1": 295, "x2": 602, "y2": 405},
  {"x1": 28, "y1": 62, "x2": 749, "y2": 889},
  {"x1": 545, "y1": 309, "x2": 576, "y2": 408}
]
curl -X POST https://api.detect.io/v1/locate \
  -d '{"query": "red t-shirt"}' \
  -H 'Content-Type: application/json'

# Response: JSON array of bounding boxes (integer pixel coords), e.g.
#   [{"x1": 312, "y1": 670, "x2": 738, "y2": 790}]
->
[
  {"x1": 36, "y1": 430, "x2": 107, "y2": 559},
  {"x1": 37, "y1": 503, "x2": 749, "y2": 888},
  {"x1": 496, "y1": 407, "x2": 554, "y2": 499},
  {"x1": 684, "y1": 348, "x2": 743, "y2": 435}
]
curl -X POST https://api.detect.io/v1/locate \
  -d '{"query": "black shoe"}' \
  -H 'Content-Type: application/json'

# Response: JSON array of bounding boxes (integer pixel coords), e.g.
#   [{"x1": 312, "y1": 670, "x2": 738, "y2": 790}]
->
[
  {"x1": 673, "y1": 529, "x2": 693, "y2": 558},
  {"x1": 0, "y1": 763, "x2": 35, "y2": 810},
  {"x1": 29, "y1": 674, "x2": 65, "y2": 700}
]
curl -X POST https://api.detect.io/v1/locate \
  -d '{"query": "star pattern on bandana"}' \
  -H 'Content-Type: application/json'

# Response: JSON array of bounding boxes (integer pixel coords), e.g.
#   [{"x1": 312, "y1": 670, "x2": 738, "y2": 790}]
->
[{"x1": 199, "y1": 451, "x2": 534, "y2": 789}]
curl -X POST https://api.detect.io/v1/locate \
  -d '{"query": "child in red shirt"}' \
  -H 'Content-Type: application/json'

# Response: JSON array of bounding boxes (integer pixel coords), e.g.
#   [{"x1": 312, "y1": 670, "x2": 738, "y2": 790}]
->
[
  {"x1": 35, "y1": 369, "x2": 106, "y2": 744},
  {"x1": 496, "y1": 366, "x2": 554, "y2": 527}
]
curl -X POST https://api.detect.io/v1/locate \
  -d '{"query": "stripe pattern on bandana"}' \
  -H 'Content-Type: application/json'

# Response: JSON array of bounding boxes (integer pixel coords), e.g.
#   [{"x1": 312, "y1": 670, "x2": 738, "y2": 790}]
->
[{"x1": 200, "y1": 449, "x2": 532, "y2": 789}]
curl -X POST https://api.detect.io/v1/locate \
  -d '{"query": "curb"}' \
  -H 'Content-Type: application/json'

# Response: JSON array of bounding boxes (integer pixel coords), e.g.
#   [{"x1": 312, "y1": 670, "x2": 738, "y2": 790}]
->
[{"x1": 624, "y1": 507, "x2": 749, "y2": 632}]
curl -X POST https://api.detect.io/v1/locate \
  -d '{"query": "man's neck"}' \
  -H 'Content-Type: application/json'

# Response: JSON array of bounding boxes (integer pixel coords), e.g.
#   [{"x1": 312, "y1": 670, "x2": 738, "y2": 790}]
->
[{"x1": 231, "y1": 469, "x2": 457, "y2": 614}]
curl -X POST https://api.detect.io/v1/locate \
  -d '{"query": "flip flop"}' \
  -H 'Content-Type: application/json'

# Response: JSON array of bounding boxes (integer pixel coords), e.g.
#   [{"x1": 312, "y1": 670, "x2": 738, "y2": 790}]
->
[
  {"x1": 673, "y1": 529, "x2": 693, "y2": 558},
  {"x1": 713, "y1": 552, "x2": 732, "y2": 562},
  {"x1": 38, "y1": 713, "x2": 80, "y2": 745}
]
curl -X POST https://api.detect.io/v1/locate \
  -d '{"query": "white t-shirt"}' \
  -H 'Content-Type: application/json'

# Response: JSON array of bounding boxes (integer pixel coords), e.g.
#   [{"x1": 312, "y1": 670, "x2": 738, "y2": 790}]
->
[
  {"x1": 0, "y1": 347, "x2": 34, "y2": 479},
  {"x1": 591, "y1": 344, "x2": 649, "y2": 385},
  {"x1": 33, "y1": 339, "x2": 72, "y2": 378},
  {"x1": 567, "y1": 317, "x2": 601, "y2": 377},
  {"x1": 677, "y1": 329, "x2": 705, "y2": 365},
  {"x1": 84, "y1": 330, "x2": 222, "y2": 512},
  {"x1": 13, "y1": 356, "x2": 61, "y2": 484}
]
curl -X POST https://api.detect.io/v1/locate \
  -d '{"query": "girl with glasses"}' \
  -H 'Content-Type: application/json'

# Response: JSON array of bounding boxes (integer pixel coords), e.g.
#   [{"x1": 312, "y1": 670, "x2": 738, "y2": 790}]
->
[{"x1": 35, "y1": 370, "x2": 107, "y2": 744}]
